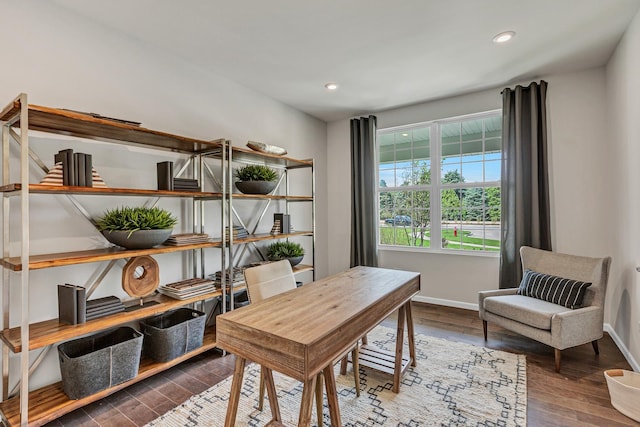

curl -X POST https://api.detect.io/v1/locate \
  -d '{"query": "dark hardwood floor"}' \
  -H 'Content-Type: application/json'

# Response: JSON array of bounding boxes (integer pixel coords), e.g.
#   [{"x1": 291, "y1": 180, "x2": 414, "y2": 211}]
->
[{"x1": 46, "y1": 303, "x2": 638, "y2": 426}]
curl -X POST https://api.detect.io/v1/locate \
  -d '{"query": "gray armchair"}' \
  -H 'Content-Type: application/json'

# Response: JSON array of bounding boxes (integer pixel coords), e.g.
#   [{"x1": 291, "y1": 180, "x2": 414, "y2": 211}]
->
[{"x1": 479, "y1": 246, "x2": 611, "y2": 372}]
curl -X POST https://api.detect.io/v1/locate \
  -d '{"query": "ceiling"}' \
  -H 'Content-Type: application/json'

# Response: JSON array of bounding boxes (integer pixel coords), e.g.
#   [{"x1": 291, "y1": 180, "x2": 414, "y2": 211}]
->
[{"x1": 53, "y1": 0, "x2": 640, "y2": 123}]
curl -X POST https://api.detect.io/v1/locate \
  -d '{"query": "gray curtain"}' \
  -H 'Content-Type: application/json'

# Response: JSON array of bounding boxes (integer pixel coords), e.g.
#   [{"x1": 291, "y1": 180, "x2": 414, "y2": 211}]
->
[
  {"x1": 499, "y1": 81, "x2": 551, "y2": 288},
  {"x1": 350, "y1": 115, "x2": 378, "y2": 268}
]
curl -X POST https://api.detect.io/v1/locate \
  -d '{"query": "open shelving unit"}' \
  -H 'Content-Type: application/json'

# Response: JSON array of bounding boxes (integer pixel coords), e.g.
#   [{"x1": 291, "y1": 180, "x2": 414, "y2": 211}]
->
[
  {"x1": 0, "y1": 93, "x2": 229, "y2": 426},
  {"x1": 0, "y1": 93, "x2": 316, "y2": 426}
]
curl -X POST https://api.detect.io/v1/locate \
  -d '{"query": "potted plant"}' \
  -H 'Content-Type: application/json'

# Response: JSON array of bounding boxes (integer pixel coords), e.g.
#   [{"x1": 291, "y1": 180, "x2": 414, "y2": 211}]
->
[
  {"x1": 95, "y1": 206, "x2": 178, "y2": 249},
  {"x1": 266, "y1": 241, "x2": 305, "y2": 266},
  {"x1": 234, "y1": 164, "x2": 279, "y2": 194}
]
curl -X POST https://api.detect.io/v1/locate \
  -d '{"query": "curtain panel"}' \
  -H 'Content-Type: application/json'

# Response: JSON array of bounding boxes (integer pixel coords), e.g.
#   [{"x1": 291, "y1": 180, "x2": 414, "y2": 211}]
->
[
  {"x1": 350, "y1": 115, "x2": 379, "y2": 268},
  {"x1": 500, "y1": 81, "x2": 551, "y2": 288}
]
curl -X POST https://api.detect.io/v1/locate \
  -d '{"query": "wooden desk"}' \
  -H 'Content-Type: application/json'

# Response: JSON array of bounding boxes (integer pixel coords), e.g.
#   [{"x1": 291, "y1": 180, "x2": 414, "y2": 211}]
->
[{"x1": 216, "y1": 266, "x2": 420, "y2": 426}]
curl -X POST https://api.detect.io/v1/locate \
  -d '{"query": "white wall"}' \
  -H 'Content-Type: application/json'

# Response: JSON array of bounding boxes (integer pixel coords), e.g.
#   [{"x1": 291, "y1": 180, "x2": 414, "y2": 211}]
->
[
  {"x1": 328, "y1": 68, "x2": 613, "y2": 309},
  {"x1": 606, "y1": 8, "x2": 640, "y2": 368},
  {"x1": 0, "y1": 1, "x2": 327, "y2": 391}
]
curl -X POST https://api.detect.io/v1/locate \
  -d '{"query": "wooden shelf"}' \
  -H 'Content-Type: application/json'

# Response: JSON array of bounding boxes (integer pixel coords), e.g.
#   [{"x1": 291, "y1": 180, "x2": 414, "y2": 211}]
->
[
  {"x1": 230, "y1": 231, "x2": 313, "y2": 245},
  {"x1": 0, "y1": 328, "x2": 218, "y2": 427},
  {"x1": 230, "y1": 193, "x2": 312, "y2": 201},
  {"x1": 293, "y1": 264, "x2": 314, "y2": 274},
  {"x1": 0, "y1": 241, "x2": 223, "y2": 272},
  {"x1": 1, "y1": 291, "x2": 222, "y2": 353},
  {"x1": 209, "y1": 144, "x2": 313, "y2": 168},
  {"x1": 0, "y1": 183, "x2": 222, "y2": 199},
  {"x1": 0, "y1": 100, "x2": 223, "y2": 154}
]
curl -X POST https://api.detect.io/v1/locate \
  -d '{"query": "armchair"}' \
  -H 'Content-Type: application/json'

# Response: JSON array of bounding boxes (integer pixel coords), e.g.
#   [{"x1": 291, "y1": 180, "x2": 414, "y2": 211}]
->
[{"x1": 479, "y1": 246, "x2": 611, "y2": 372}]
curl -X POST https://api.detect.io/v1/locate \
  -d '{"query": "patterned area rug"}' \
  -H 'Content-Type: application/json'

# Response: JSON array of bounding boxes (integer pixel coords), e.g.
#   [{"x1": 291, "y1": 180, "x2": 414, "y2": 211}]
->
[{"x1": 147, "y1": 326, "x2": 526, "y2": 426}]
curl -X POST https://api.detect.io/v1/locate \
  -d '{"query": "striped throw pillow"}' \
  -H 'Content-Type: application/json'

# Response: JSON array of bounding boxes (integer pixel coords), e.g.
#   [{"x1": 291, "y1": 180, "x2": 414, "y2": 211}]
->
[{"x1": 517, "y1": 269, "x2": 592, "y2": 309}]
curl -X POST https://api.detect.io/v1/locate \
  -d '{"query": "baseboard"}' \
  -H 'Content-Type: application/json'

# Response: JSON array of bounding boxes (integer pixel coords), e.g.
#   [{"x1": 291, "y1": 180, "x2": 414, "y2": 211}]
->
[
  {"x1": 412, "y1": 295, "x2": 478, "y2": 311},
  {"x1": 604, "y1": 323, "x2": 640, "y2": 372},
  {"x1": 412, "y1": 297, "x2": 639, "y2": 372}
]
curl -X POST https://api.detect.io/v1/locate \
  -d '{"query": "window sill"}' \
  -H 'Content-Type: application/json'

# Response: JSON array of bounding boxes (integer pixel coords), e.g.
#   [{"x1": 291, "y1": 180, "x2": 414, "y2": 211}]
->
[{"x1": 378, "y1": 244, "x2": 500, "y2": 258}]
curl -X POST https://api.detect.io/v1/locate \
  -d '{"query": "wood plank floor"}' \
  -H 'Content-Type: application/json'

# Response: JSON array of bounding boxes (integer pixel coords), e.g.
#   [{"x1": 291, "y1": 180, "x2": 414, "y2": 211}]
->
[{"x1": 45, "y1": 302, "x2": 638, "y2": 426}]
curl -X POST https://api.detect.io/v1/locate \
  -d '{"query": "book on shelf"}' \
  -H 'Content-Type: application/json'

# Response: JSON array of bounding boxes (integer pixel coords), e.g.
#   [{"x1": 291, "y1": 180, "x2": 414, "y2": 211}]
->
[
  {"x1": 85, "y1": 296, "x2": 124, "y2": 321},
  {"x1": 159, "y1": 277, "x2": 216, "y2": 300},
  {"x1": 57, "y1": 283, "x2": 86, "y2": 325},
  {"x1": 164, "y1": 233, "x2": 210, "y2": 245},
  {"x1": 225, "y1": 226, "x2": 248, "y2": 241},
  {"x1": 157, "y1": 161, "x2": 174, "y2": 191}
]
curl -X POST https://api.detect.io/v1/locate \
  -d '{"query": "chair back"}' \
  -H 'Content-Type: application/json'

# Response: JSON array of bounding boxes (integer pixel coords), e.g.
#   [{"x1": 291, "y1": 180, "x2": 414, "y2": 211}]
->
[
  {"x1": 243, "y1": 260, "x2": 297, "y2": 303},
  {"x1": 520, "y1": 246, "x2": 612, "y2": 309}
]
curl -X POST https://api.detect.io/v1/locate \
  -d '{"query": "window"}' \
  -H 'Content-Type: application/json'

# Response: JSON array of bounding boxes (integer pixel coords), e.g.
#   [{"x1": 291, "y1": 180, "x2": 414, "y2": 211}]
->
[{"x1": 378, "y1": 111, "x2": 502, "y2": 252}]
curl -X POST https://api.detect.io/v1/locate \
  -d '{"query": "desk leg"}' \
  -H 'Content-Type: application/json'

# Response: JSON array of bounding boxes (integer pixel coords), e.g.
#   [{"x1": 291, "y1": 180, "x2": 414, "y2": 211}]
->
[
  {"x1": 224, "y1": 357, "x2": 246, "y2": 427},
  {"x1": 323, "y1": 364, "x2": 342, "y2": 427},
  {"x1": 263, "y1": 366, "x2": 282, "y2": 423},
  {"x1": 297, "y1": 375, "x2": 317, "y2": 426},
  {"x1": 393, "y1": 304, "x2": 406, "y2": 393},
  {"x1": 406, "y1": 301, "x2": 416, "y2": 367}
]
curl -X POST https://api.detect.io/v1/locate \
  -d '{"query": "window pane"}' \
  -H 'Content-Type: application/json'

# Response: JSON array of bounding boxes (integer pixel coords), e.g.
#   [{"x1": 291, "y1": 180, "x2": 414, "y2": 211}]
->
[
  {"x1": 378, "y1": 112, "x2": 501, "y2": 253},
  {"x1": 461, "y1": 118, "x2": 484, "y2": 142},
  {"x1": 441, "y1": 188, "x2": 500, "y2": 252}
]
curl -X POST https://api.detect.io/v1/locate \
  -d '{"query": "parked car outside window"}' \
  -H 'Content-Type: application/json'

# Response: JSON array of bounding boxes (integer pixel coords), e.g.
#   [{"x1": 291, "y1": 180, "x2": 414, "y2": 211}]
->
[{"x1": 385, "y1": 215, "x2": 412, "y2": 226}]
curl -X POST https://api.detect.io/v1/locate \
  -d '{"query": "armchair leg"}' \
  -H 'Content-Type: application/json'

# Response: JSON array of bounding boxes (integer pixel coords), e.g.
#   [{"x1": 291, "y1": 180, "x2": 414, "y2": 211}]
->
[
  {"x1": 592, "y1": 340, "x2": 600, "y2": 355},
  {"x1": 554, "y1": 349, "x2": 561, "y2": 372},
  {"x1": 482, "y1": 320, "x2": 487, "y2": 340}
]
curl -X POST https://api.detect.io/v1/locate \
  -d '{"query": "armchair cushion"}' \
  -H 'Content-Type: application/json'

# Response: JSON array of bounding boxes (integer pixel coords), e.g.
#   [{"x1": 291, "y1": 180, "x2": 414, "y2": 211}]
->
[
  {"x1": 516, "y1": 269, "x2": 591, "y2": 309},
  {"x1": 483, "y1": 295, "x2": 570, "y2": 330}
]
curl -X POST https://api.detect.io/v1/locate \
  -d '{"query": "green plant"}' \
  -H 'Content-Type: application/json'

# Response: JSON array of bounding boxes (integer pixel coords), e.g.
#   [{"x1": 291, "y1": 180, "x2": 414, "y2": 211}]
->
[
  {"x1": 95, "y1": 206, "x2": 178, "y2": 236},
  {"x1": 266, "y1": 241, "x2": 304, "y2": 260},
  {"x1": 235, "y1": 164, "x2": 278, "y2": 182}
]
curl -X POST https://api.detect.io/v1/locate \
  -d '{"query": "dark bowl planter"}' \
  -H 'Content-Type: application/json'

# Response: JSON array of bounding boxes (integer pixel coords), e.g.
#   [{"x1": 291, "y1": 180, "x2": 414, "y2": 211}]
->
[
  {"x1": 102, "y1": 229, "x2": 173, "y2": 249},
  {"x1": 235, "y1": 180, "x2": 277, "y2": 195},
  {"x1": 286, "y1": 256, "x2": 304, "y2": 267},
  {"x1": 267, "y1": 255, "x2": 303, "y2": 266}
]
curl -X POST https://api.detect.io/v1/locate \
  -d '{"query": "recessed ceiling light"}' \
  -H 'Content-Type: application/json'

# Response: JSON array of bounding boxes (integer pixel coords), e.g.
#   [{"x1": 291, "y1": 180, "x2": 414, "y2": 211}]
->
[
  {"x1": 324, "y1": 82, "x2": 338, "y2": 91},
  {"x1": 401, "y1": 133, "x2": 409, "y2": 137},
  {"x1": 493, "y1": 31, "x2": 515, "y2": 44}
]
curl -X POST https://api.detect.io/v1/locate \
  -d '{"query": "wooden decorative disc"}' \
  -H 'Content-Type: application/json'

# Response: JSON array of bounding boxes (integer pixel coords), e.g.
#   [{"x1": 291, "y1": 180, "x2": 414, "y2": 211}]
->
[{"x1": 122, "y1": 255, "x2": 160, "y2": 297}]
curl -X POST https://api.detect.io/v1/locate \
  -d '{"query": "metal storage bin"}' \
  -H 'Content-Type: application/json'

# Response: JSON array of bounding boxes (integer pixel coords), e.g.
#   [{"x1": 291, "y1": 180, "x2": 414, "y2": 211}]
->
[
  {"x1": 140, "y1": 308, "x2": 206, "y2": 362},
  {"x1": 58, "y1": 326, "x2": 143, "y2": 399}
]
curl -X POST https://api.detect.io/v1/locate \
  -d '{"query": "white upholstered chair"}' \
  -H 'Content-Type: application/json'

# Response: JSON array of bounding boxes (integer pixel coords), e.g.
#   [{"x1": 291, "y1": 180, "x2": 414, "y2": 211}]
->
[
  {"x1": 479, "y1": 246, "x2": 611, "y2": 372},
  {"x1": 243, "y1": 260, "x2": 360, "y2": 425}
]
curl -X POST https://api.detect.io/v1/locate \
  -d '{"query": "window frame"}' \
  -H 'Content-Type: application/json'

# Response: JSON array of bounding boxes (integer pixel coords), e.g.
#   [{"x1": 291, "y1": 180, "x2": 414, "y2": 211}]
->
[{"x1": 376, "y1": 109, "x2": 502, "y2": 256}]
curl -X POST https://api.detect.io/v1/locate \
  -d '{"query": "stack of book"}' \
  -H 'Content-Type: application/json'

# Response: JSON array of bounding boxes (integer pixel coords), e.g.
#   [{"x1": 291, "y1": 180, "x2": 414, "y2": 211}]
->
[
  {"x1": 210, "y1": 267, "x2": 245, "y2": 289},
  {"x1": 53, "y1": 149, "x2": 94, "y2": 187},
  {"x1": 164, "y1": 233, "x2": 210, "y2": 246},
  {"x1": 58, "y1": 287, "x2": 126, "y2": 324},
  {"x1": 173, "y1": 178, "x2": 200, "y2": 192},
  {"x1": 86, "y1": 296, "x2": 125, "y2": 321},
  {"x1": 58, "y1": 284, "x2": 86, "y2": 325},
  {"x1": 159, "y1": 278, "x2": 216, "y2": 300},
  {"x1": 225, "y1": 226, "x2": 249, "y2": 241}
]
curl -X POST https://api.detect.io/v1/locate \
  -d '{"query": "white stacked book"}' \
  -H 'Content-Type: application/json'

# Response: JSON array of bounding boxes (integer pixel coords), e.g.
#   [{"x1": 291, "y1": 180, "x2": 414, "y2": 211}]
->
[{"x1": 159, "y1": 278, "x2": 216, "y2": 300}]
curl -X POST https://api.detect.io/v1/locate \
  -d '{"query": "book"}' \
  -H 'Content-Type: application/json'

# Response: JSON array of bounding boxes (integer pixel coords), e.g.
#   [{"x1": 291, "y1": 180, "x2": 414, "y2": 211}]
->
[
  {"x1": 84, "y1": 154, "x2": 93, "y2": 187},
  {"x1": 55, "y1": 149, "x2": 74, "y2": 186},
  {"x1": 86, "y1": 295, "x2": 121, "y2": 309},
  {"x1": 86, "y1": 305, "x2": 125, "y2": 320},
  {"x1": 75, "y1": 152, "x2": 86, "y2": 187},
  {"x1": 65, "y1": 149, "x2": 75, "y2": 186},
  {"x1": 57, "y1": 284, "x2": 78, "y2": 325},
  {"x1": 157, "y1": 161, "x2": 174, "y2": 190},
  {"x1": 274, "y1": 213, "x2": 290, "y2": 233},
  {"x1": 76, "y1": 286, "x2": 86, "y2": 324}
]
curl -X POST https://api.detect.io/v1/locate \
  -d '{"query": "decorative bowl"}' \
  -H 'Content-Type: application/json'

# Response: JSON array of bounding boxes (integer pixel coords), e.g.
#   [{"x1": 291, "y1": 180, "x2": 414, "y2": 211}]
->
[
  {"x1": 102, "y1": 229, "x2": 173, "y2": 249},
  {"x1": 235, "y1": 181, "x2": 277, "y2": 195},
  {"x1": 286, "y1": 256, "x2": 304, "y2": 267}
]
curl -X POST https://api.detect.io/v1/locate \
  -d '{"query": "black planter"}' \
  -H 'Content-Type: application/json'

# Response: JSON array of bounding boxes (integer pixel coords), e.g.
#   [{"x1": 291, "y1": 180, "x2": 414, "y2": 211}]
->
[{"x1": 235, "y1": 180, "x2": 277, "y2": 195}]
